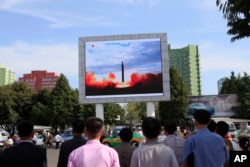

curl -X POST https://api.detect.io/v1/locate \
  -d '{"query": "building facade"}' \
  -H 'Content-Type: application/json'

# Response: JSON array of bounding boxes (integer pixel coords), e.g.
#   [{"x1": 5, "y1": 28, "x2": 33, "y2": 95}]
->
[
  {"x1": 0, "y1": 64, "x2": 16, "y2": 86},
  {"x1": 18, "y1": 70, "x2": 59, "y2": 92},
  {"x1": 168, "y1": 44, "x2": 201, "y2": 96}
]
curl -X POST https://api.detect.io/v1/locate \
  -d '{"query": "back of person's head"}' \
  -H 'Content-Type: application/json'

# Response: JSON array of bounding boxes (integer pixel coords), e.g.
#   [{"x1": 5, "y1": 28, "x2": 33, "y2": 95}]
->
[
  {"x1": 85, "y1": 117, "x2": 103, "y2": 138},
  {"x1": 72, "y1": 119, "x2": 85, "y2": 134},
  {"x1": 142, "y1": 117, "x2": 161, "y2": 139},
  {"x1": 239, "y1": 136, "x2": 250, "y2": 151},
  {"x1": 119, "y1": 128, "x2": 133, "y2": 142},
  {"x1": 164, "y1": 120, "x2": 177, "y2": 134},
  {"x1": 193, "y1": 109, "x2": 211, "y2": 125},
  {"x1": 4, "y1": 138, "x2": 13, "y2": 148},
  {"x1": 17, "y1": 120, "x2": 34, "y2": 138},
  {"x1": 207, "y1": 119, "x2": 216, "y2": 132},
  {"x1": 216, "y1": 121, "x2": 229, "y2": 137}
]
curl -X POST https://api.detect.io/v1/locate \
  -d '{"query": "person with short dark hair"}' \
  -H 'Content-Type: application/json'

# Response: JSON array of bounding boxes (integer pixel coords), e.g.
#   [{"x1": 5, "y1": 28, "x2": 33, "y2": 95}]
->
[
  {"x1": 68, "y1": 117, "x2": 119, "y2": 167},
  {"x1": 114, "y1": 128, "x2": 135, "y2": 167},
  {"x1": 207, "y1": 119, "x2": 216, "y2": 132},
  {"x1": 57, "y1": 119, "x2": 87, "y2": 167},
  {"x1": 130, "y1": 117, "x2": 179, "y2": 167},
  {"x1": 238, "y1": 136, "x2": 250, "y2": 151},
  {"x1": 181, "y1": 110, "x2": 228, "y2": 167},
  {"x1": 161, "y1": 120, "x2": 185, "y2": 165},
  {"x1": 2, "y1": 120, "x2": 47, "y2": 167},
  {"x1": 54, "y1": 132, "x2": 63, "y2": 149},
  {"x1": 216, "y1": 121, "x2": 234, "y2": 167}
]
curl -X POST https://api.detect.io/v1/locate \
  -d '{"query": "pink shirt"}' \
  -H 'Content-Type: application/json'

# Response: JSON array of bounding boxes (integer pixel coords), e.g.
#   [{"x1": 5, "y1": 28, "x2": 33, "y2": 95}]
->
[{"x1": 68, "y1": 139, "x2": 120, "y2": 167}]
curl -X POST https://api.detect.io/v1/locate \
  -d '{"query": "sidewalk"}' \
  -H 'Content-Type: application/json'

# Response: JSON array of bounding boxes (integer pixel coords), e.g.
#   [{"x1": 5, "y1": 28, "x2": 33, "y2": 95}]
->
[{"x1": 47, "y1": 147, "x2": 60, "y2": 167}]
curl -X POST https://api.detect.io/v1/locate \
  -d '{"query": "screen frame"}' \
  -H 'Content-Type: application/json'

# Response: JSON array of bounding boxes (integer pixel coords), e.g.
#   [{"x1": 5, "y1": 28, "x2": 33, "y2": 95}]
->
[{"x1": 79, "y1": 33, "x2": 170, "y2": 104}]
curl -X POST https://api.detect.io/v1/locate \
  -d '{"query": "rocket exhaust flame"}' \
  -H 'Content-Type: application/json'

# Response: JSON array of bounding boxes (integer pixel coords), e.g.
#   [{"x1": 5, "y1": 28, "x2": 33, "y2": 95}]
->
[{"x1": 85, "y1": 71, "x2": 163, "y2": 96}]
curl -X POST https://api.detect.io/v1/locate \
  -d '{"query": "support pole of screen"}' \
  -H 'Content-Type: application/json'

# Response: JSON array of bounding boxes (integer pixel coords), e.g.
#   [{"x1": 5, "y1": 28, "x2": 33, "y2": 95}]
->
[
  {"x1": 147, "y1": 102, "x2": 155, "y2": 117},
  {"x1": 96, "y1": 104, "x2": 104, "y2": 121}
]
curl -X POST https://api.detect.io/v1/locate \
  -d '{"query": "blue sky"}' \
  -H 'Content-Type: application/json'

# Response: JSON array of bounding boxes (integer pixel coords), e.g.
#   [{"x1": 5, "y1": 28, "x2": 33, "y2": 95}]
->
[
  {"x1": 0, "y1": 0, "x2": 249, "y2": 95},
  {"x1": 85, "y1": 39, "x2": 161, "y2": 82}
]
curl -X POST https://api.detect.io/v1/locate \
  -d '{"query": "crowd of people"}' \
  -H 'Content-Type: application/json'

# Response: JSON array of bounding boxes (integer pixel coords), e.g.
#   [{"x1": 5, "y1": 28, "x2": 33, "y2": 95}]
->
[{"x1": 0, "y1": 109, "x2": 249, "y2": 167}]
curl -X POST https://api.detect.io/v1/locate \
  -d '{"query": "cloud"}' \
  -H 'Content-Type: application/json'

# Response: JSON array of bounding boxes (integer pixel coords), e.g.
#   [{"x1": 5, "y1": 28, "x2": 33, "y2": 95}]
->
[
  {"x1": 0, "y1": 0, "x2": 117, "y2": 28},
  {"x1": 0, "y1": 41, "x2": 78, "y2": 77}
]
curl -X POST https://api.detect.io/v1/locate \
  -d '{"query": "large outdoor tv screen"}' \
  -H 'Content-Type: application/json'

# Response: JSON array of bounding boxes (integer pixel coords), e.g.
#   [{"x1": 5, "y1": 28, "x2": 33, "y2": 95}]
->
[{"x1": 79, "y1": 33, "x2": 170, "y2": 104}]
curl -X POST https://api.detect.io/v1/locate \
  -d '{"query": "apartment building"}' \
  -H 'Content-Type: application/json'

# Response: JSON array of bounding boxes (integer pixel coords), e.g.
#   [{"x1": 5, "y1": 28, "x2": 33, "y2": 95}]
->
[
  {"x1": 0, "y1": 64, "x2": 16, "y2": 86},
  {"x1": 18, "y1": 70, "x2": 59, "y2": 92},
  {"x1": 169, "y1": 44, "x2": 201, "y2": 96}
]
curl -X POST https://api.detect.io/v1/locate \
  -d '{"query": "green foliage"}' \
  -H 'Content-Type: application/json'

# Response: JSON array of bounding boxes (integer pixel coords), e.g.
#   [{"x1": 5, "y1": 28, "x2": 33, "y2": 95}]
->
[
  {"x1": 220, "y1": 72, "x2": 250, "y2": 119},
  {"x1": 0, "y1": 82, "x2": 33, "y2": 135},
  {"x1": 159, "y1": 100, "x2": 187, "y2": 125},
  {"x1": 216, "y1": 0, "x2": 250, "y2": 42},
  {"x1": 125, "y1": 103, "x2": 141, "y2": 125},
  {"x1": 104, "y1": 103, "x2": 125, "y2": 125},
  {"x1": 220, "y1": 72, "x2": 239, "y2": 94},
  {"x1": 50, "y1": 74, "x2": 78, "y2": 131},
  {"x1": 158, "y1": 67, "x2": 189, "y2": 125},
  {"x1": 81, "y1": 104, "x2": 95, "y2": 120},
  {"x1": 0, "y1": 85, "x2": 17, "y2": 135},
  {"x1": 11, "y1": 82, "x2": 34, "y2": 120},
  {"x1": 31, "y1": 88, "x2": 52, "y2": 125}
]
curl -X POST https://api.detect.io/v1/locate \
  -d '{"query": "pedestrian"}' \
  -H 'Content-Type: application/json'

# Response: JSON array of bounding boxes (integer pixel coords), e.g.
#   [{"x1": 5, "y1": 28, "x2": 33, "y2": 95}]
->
[
  {"x1": 161, "y1": 120, "x2": 185, "y2": 166},
  {"x1": 181, "y1": 109, "x2": 228, "y2": 167},
  {"x1": 238, "y1": 133, "x2": 250, "y2": 151},
  {"x1": 216, "y1": 120, "x2": 235, "y2": 167},
  {"x1": 114, "y1": 127, "x2": 135, "y2": 167},
  {"x1": 47, "y1": 132, "x2": 54, "y2": 148},
  {"x1": 57, "y1": 119, "x2": 87, "y2": 167},
  {"x1": 2, "y1": 120, "x2": 47, "y2": 167},
  {"x1": 130, "y1": 117, "x2": 179, "y2": 167},
  {"x1": 33, "y1": 132, "x2": 39, "y2": 144},
  {"x1": 3, "y1": 138, "x2": 14, "y2": 148},
  {"x1": 68, "y1": 117, "x2": 119, "y2": 167},
  {"x1": 54, "y1": 132, "x2": 63, "y2": 149},
  {"x1": 207, "y1": 119, "x2": 216, "y2": 132}
]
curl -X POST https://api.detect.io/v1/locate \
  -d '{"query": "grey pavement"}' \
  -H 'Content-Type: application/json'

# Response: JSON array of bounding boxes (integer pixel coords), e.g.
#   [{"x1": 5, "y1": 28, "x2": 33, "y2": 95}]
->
[{"x1": 47, "y1": 147, "x2": 60, "y2": 167}]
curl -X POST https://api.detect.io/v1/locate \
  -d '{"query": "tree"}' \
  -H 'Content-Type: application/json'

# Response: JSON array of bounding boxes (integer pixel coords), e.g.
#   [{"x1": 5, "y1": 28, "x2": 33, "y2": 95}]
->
[
  {"x1": 11, "y1": 82, "x2": 34, "y2": 120},
  {"x1": 135, "y1": 102, "x2": 147, "y2": 121},
  {"x1": 216, "y1": 0, "x2": 250, "y2": 42},
  {"x1": 31, "y1": 88, "x2": 52, "y2": 125},
  {"x1": 0, "y1": 85, "x2": 18, "y2": 136},
  {"x1": 125, "y1": 103, "x2": 141, "y2": 126},
  {"x1": 50, "y1": 74, "x2": 78, "y2": 132},
  {"x1": 104, "y1": 103, "x2": 125, "y2": 125},
  {"x1": 81, "y1": 104, "x2": 95, "y2": 120},
  {"x1": 220, "y1": 71, "x2": 239, "y2": 94},
  {"x1": 220, "y1": 72, "x2": 250, "y2": 119},
  {"x1": 158, "y1": 67, "x2": 189, "y2": 125}
]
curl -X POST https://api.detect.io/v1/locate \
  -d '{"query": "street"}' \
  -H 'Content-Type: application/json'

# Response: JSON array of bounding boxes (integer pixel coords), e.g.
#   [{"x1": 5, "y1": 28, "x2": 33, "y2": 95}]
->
[{"x1": 47, "y1": 147, "x2": 59, "y2": 167}]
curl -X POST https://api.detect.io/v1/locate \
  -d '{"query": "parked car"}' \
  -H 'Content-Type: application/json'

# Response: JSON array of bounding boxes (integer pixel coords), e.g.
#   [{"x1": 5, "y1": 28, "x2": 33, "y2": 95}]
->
[
  {"x1": 36, "y1": 135, "x2": 45, "y2": 147},
  {"x1": 110, "y1": 126, "x2": 124, "y2": 137},
  {"x1": 102, "y1": 132, "x2": 142, "y2": 147},
  {"x1": 227, "y1": 122, "x2": 238, "y2": 139},
  {"x1": 61, "y1": 128, "x2": 87, "y2": 142},
  {"x1": 61, "y1": 128, "x2": 73, "y2": 142},
  {"x1": 188, "y1": 102, "x2": 215, "y2": 115},
  {"x1": 0, "y1": 131, "x2": 10, "y2": 147}
]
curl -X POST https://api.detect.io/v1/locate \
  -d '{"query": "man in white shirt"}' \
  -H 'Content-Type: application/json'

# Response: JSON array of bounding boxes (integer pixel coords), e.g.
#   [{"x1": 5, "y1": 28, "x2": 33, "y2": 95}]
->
[
  {"x1": 130, "y1": 117, "x2": 179, "y2": 167},
  {"x1": 54, "y1": 133, "x2": 63, "y2": 149}
]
